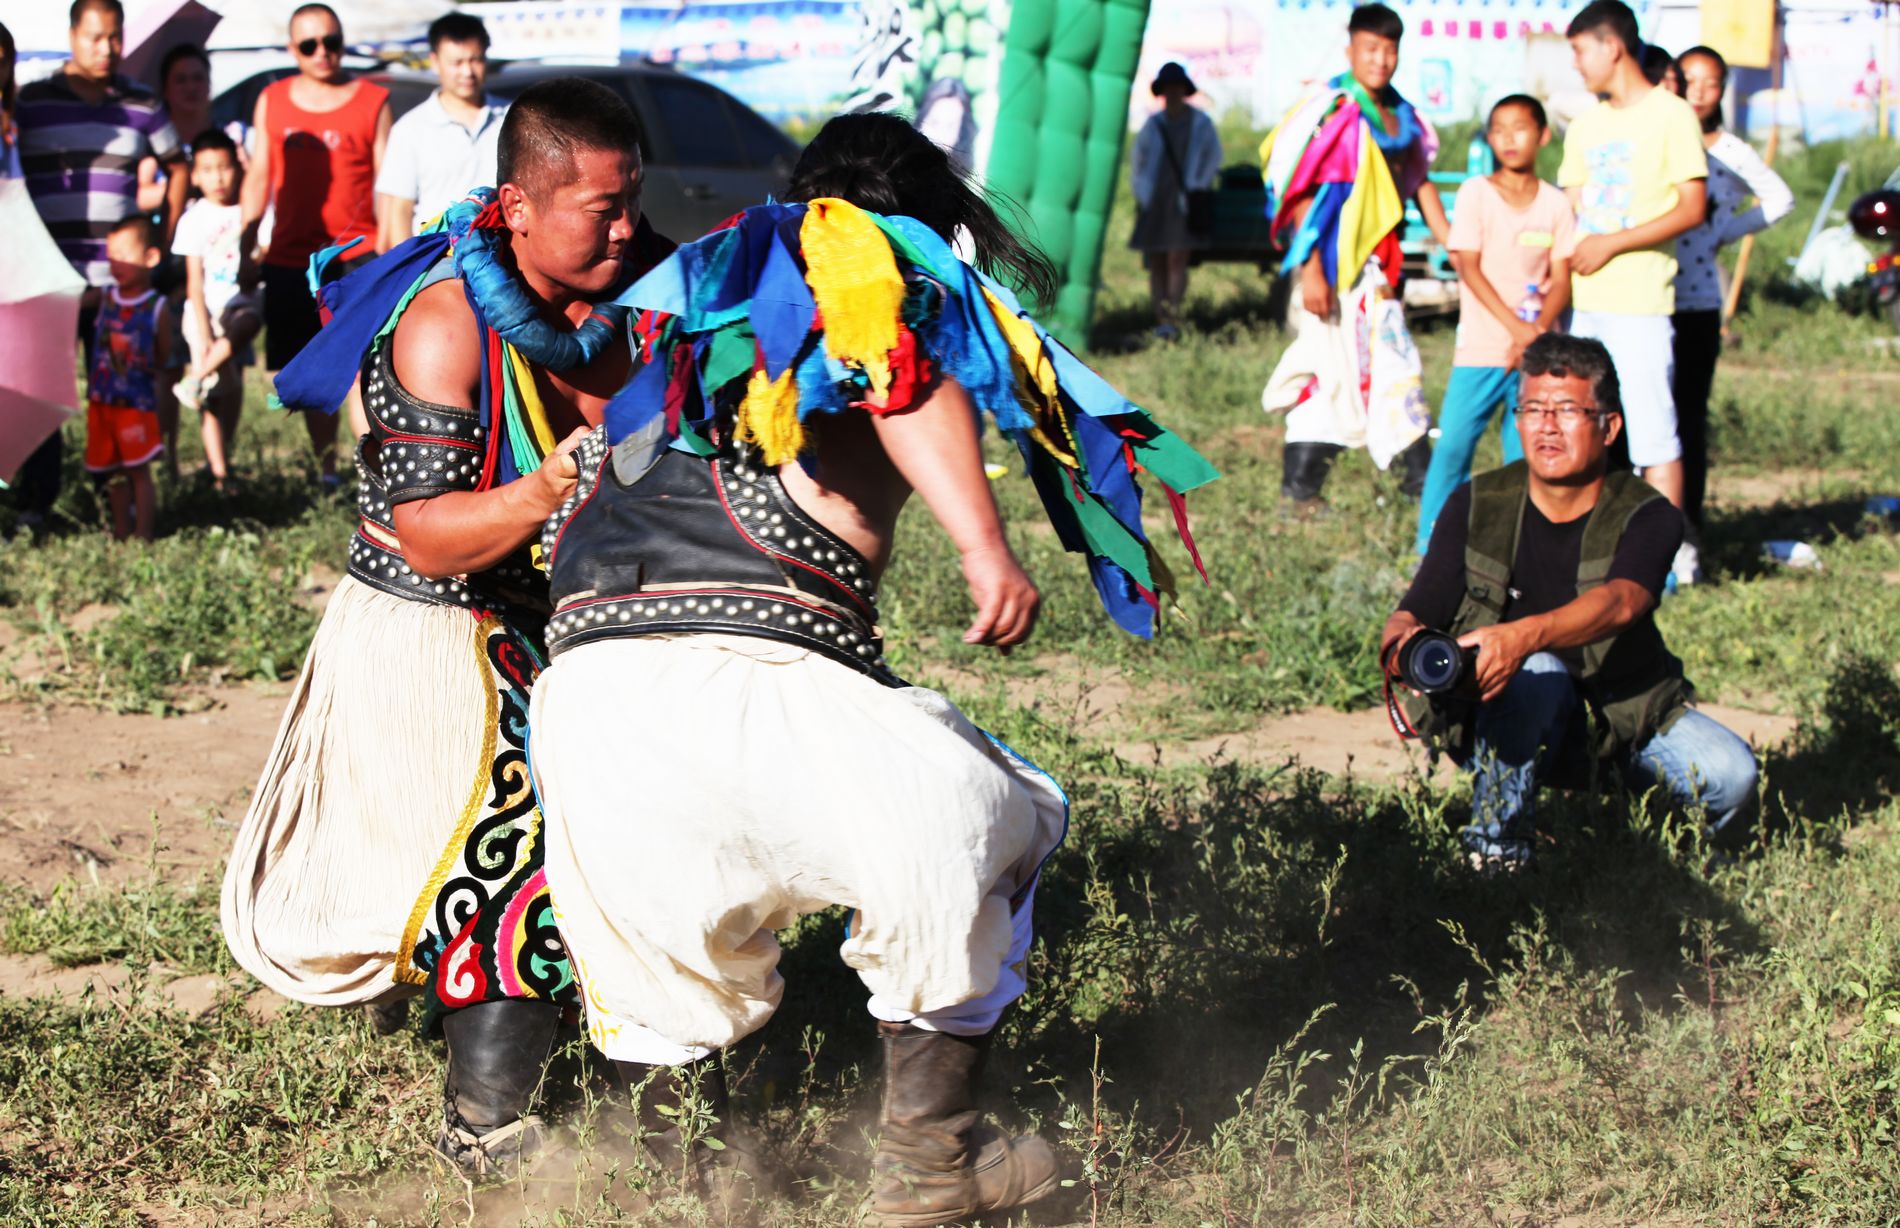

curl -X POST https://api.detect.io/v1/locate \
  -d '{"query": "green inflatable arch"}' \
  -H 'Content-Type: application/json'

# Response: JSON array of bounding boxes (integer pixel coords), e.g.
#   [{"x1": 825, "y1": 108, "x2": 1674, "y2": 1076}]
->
[{"x1": 982, "y1": 0, "x2": 1152, "y2": 348}]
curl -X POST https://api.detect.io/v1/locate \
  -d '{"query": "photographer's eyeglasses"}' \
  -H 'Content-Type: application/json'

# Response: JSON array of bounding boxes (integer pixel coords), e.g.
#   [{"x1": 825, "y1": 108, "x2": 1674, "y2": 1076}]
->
[
  {"x1": 1518, "y1": 401, "x2": 1605, "y2": 426},
  {"x1": 296, "y1": 33, "x2": 344, "y2": 56}
]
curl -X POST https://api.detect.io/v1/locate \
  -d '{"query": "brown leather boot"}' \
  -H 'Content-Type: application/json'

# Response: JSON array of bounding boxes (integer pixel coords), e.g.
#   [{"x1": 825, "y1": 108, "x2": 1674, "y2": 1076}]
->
[{"x1": 869, "y1": 1022, "x2": 1059, "y2": 1227}]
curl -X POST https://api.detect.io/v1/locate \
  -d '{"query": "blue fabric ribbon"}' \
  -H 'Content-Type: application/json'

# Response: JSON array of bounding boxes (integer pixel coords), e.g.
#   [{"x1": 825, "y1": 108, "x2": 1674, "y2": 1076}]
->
[
  {"x1": 450, "y1": 195, "x2": 628, "y2": 372},
  {"x1": 273, "y1": 190, "x2": 637, "y2": 415}
]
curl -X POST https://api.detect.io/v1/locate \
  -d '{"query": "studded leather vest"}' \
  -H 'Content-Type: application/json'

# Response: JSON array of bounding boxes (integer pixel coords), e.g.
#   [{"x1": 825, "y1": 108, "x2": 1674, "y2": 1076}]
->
[
  {"x1": 541, "y1": 428, "x2": 889, "y2": 679},
  {"x1": 346, "y1": 338, "x2": 548, "y2": 621}
]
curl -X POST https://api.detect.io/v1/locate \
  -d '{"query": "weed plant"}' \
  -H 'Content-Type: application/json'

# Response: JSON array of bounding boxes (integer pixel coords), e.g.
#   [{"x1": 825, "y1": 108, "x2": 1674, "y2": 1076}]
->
[{"x1": 4, "y1": 138, "x2": 1900, "y2": 1224}]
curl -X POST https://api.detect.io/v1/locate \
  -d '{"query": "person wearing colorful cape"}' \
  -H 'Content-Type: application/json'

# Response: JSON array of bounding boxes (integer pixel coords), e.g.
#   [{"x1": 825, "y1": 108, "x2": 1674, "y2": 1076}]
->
[
  {"x1": 1259, "y1": 3, "x2": 1450, "y2": 510},
  {"x1": 220, "y1": 79, "x2": 674, "y2": 1177},
  {"x1": 526, "y1": 113, "x2": 1217, "y2": 1223}
]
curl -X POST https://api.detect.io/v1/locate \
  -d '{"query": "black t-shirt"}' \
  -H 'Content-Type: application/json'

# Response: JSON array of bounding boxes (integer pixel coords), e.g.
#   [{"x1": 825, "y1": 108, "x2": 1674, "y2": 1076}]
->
[{"x1": 1400, "y1": 482, "x2": 1683, "y2": 672}]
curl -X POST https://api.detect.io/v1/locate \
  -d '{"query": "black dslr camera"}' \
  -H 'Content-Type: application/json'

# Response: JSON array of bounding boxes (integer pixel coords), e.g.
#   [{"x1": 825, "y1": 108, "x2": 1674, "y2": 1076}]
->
[{"x1": 1386, "y1": 629, "x2": 1477, "y2": 698}]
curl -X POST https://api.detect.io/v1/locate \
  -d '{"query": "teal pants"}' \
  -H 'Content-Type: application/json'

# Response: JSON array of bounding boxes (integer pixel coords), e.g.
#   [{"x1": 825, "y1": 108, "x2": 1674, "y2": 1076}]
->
[{"x1": 1415, "y1": 365, "x2": 1525, "y2": 554}]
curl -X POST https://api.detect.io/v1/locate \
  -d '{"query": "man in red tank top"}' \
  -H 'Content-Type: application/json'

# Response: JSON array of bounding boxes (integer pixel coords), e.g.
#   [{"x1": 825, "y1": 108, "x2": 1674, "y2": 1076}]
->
[{"x1": 240, "y1": 2, "x2": 390, "y2": 487}]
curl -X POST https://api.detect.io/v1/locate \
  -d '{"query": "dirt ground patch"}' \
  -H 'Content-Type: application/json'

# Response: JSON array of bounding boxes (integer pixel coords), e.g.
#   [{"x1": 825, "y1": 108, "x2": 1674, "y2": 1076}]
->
[
  {"x1": 0, "y1": 682, "x2": 287, "y2": 896},
  {"x1": 0, "y1": 663, "x2": 1799, "y2": 905},
  {"x1": 1712, "y1": 467, "x2": 1868, "y2": 509},
  {"x1": 924, "y1": 652, "x2": 1191, "y2": 730},
  {"x1": 1118, "y1": 702, "x2": 1799, "y2": 783},
  {"x1": 0, "y1": 948, "x2": 284, "y2": 1018}
]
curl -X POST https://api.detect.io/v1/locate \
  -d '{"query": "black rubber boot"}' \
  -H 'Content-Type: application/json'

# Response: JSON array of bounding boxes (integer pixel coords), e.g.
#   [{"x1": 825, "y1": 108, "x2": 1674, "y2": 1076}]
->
[
  {"x1": 1396, "y1": 436, "x2": 1432, "y2": 499},
  {"x1": 434, "y1": 999, "x2": 562, "y2": 1178},
  {"x1": 868, "y1": 1022, "x2": 1059, "y2": 1228},
  {"x1": 612, "y1": 1055, "x2": 738, "y2": 1192},
  {"x1": 1281, "y1": 441, "x2": 1345, "y2": 507}
]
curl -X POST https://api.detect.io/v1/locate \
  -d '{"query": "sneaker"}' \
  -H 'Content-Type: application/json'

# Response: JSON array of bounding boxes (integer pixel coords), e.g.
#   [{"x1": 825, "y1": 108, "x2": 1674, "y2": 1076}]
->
[
  {"x1": 1464, "y1": 844, "x2": 1533, "y2": 877},
  {"x1": 1152, "y1": 322, "x2": 1180, "y2": 342},
  {"x1": 1671, "y1": 542, "x2": 1703, "y2": 588},
  {"x1": 172, "y1": 374, "x2": 203, "y2": 411}
]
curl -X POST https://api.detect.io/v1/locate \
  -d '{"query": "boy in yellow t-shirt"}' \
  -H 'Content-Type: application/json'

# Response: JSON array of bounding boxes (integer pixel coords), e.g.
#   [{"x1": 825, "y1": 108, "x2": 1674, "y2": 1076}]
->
[{"x1": 1560, "y1": 0, "x2": 1706, "y2": 536}]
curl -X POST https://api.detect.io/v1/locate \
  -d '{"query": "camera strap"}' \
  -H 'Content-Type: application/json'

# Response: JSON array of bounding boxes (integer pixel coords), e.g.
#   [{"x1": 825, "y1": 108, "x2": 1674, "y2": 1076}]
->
[{"x1": 1383, "y1": 670, "x2": 1424, "y2": 741}]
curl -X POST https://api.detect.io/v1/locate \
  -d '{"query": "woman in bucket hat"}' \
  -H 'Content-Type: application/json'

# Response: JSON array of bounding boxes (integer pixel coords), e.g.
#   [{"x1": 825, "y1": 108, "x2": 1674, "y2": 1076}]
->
[{"x1": 1129, "y1": 61, "x2": 1221, "y2": 340}]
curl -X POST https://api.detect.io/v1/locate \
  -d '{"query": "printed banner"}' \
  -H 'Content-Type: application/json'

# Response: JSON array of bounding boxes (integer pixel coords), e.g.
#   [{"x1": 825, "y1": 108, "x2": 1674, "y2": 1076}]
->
[
  {"x1": 471, "y1": 0, "x2": 1014, "y2": 160},
  {"x1": 1130, "y1": 0, "x2": 1896, "y2": 141}
]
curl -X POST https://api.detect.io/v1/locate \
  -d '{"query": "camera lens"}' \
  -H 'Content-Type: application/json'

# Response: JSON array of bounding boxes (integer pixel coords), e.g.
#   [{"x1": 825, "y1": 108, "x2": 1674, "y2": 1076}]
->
[
  {"x1": 1399, "y1": 631, "x2": 1467, "y2": 695},
  {"x1": 1411, "y1": 639, "x2": 1458, "y2": 690}
]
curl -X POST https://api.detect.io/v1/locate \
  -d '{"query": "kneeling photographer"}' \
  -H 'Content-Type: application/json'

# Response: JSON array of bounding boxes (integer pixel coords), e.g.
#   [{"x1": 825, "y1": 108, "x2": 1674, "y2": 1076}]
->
[{"x1": 1381, "y1": 335, "x2": 1757, "y2": 870}]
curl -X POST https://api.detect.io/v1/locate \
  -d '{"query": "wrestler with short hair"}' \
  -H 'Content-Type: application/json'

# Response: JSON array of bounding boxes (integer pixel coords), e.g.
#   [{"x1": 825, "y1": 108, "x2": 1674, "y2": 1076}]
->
[{"x1": 222, "y1": 76, "x2": 674, "y2": 1175}]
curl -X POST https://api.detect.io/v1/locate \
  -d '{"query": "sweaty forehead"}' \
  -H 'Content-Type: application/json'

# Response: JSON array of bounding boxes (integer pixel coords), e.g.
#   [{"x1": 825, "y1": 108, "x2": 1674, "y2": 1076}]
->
[
  {"x1": 1522, "y1": 371, "x2": 1596, "y2": 400},
  {"x1": 529, "y1": 143, "x2": 641, "y2": 205}
]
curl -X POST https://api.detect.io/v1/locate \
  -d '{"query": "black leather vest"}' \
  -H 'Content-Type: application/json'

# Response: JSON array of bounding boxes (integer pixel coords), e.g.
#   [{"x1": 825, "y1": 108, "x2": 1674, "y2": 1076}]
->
[
  {"x1": 542, "y1": 429, "x2": 889, "y2": 679},
  {"x1": 345, "y1": 338, "x2": 548, "y2": 622}
]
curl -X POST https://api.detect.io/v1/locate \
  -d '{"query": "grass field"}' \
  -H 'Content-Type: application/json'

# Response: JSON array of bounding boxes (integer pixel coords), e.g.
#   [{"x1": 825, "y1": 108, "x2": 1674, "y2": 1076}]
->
[{"x1": 4, "y1": 134, "x2": 1900, "y2": 1226}]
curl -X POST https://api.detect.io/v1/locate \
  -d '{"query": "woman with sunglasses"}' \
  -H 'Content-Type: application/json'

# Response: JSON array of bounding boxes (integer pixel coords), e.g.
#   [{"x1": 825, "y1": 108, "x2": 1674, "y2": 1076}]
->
[{"x1": 241, "y1": 1, "x2": 391, "y2": 490}]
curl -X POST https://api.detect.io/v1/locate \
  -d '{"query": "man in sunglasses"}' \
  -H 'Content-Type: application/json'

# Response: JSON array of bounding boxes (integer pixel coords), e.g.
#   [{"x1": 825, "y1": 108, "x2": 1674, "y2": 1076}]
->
[
  {"x1": 240, "y1": 1, "x2": 390, "y2": 489},
  {"x1": 1382, "y1": 334, "x2": 1756, "y2": 871}
]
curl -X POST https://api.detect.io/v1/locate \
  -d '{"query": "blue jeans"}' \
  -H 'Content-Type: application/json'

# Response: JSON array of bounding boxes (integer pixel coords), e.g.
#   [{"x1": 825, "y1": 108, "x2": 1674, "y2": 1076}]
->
[
  {"x1": 1461, "y1": 652, "x2": 1759, "y2": 862},
  {"x1": 1415, "y1": 365, "x2": 1525, "y2": 554}
]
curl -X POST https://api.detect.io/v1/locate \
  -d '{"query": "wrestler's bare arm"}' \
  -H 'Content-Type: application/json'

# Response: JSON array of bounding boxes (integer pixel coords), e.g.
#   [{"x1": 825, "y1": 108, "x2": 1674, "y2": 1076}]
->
[
  {"x1": 869, "y1": 379, "x2": 1039, "y2": 648},
  {"x1": 386, "y1": 282, "x2": 585, "y2": 579}
]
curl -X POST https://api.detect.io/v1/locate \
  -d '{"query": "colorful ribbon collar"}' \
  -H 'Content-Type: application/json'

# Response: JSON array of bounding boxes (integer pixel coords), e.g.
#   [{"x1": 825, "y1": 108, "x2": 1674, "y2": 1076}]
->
[
  {"x1": 445, "y1": 190, "x2": 630, "y2": 373},
  {"x1": 1332, "y1": 73, "x2": 1421, "y2": 159}
]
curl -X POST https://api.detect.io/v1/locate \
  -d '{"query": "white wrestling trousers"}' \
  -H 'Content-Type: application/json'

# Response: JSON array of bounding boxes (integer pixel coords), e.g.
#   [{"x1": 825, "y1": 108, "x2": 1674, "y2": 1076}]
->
[
  {"x1": 1264, "y1": 260, "x2": 1430, "y2": 469},
  {"x1": 529, "y1": 634, "x2": 1069, "y2": 1066}
]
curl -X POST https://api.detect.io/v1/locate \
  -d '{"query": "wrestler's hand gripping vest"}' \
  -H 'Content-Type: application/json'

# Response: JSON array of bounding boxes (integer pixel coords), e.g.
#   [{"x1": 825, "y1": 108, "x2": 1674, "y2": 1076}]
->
[{"x1": 542, "y1": 429, "x2": 889, "y2": 679}]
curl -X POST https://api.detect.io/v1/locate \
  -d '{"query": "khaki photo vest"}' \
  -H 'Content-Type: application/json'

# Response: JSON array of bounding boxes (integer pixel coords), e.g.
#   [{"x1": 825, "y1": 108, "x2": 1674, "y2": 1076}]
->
[{"x1": 1400, "y1": 462, "x2": 1694, "y2": 761}]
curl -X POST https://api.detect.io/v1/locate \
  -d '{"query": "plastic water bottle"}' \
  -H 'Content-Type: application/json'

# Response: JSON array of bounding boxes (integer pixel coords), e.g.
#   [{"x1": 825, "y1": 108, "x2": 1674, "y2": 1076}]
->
[
  {"x1": 1762, "y1": 540, "x2": 1823, "y2": 570},
  {"x1": 1516, "y1": 283, "x2": 1542, "y2": 323}
]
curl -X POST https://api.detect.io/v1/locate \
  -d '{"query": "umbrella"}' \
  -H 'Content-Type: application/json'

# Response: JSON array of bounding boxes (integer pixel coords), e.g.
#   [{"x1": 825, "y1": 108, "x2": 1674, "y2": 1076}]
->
[
  {"x1": 0, "y1": 181, "x2": 85, "y2": 487},
  {"x1": 122, "y1": 0, "x2": 226, "y2": 91}
]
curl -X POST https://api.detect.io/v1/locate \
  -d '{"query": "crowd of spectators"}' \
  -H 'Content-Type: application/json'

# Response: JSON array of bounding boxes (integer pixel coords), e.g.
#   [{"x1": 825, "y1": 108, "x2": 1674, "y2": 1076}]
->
[{"x1": 3, "y1": 1, "x2": 506, "y2": 530}]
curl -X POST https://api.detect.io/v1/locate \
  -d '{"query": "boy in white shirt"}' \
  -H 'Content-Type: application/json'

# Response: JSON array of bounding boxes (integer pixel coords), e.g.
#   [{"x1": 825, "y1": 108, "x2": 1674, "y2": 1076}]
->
[
  {"x1": 373, "y1": 13, "x2": 505, "y2": 250},
  {"x1": 171, "y1": 128, "x2": 260, "y2": 493}
]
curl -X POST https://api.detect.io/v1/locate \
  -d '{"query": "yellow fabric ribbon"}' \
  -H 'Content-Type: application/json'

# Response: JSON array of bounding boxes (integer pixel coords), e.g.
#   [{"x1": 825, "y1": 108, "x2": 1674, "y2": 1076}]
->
[
  {"x1": 978, "y1": 287, "x2": 1078, "y2": 469},
  {"x1": 735, "y1": 367, "x2": 804, "y2": 466},
  {"x1": 505, "y1": 343, "x2": 558, "y2": 457},
  {"x1": 1334, "y1": 116, "x2": 1404, "y2": 290},
  {"x1": 800, "y1": 198, "x2": 905, "y2": 400}
]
